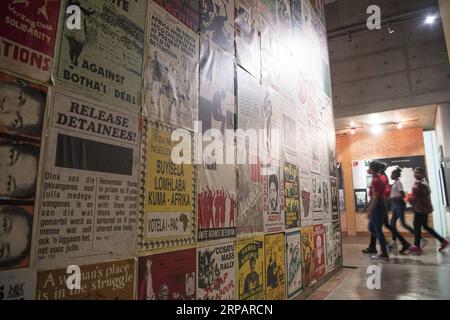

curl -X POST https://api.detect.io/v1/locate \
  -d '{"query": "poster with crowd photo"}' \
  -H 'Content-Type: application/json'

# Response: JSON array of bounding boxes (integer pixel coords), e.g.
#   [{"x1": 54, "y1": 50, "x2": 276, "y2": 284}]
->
[
  {"x1": 197, "y1": 241, "x2": 235, "y2": 300},
  {"x1": 145, "y1": 3, "x2": 199, "y2": 131},
  {"x1": 313, "y1": 224, "x2": 325, "y2": 280},
  {"x1": 264, "y1": 232, "x2": 286, "y2": 300},
  {"x1": 140, "y1": 124, "x2": 195, "y2": 252},
  {"x1": 0, "y1": 0, "x2": 61, "y2": 82},
  {"x1": 138, "y1": 249, "x2": 196, "y2": 300},
  {"x1": 322, "y1": 178, "x2": 331, "y2": 222},
  {"x1": 311, "y1": 173, "x2": 323, "y2": 221},
  {"x1": 299, "y1": 169, "x2": 313, "y2": 227},
  {"x1": 263, "y1": 166, "x2": 284, "y2": 234},
  {"x1": 284, "y1": 162, "x2": 300, "y2": 229},
  {"x1": 199, "y1": 37, "x2": 235, "y2": 135},
  {"x1": 324, "y1": 222, "x2": 335, "y2": 273},
  {"x1": 235, "y1": 0, "x2": 261, "y2": 79},
  {"x1": 200, "y1": 0, "x2": 235, "y2": 54},
  {"x1": 153, "y1": 0, "x2": 200, "y2": 32},
  {"x1": 0, "y1": 73, "x2": 47, "y2": 271},
  {"x1": 54, "y1": 0, "x2": 146, "y2": 110},
  {"x1": 330, "y1": 177, "x2": 339, "y2": 221},
  {"x1": 301, "y1": 226, "x2": 315, "y2": 287},
  {"x1": 197, "y1": 162, "x2": 237, "y2": 242},
  {"x1": 0, "y1": 268, "x2": 36, "y2": 300},
  {"x1": 237, "y1": 235, "x2": 264, "y2": 300},
  {"x1": 286, "y1": 231, "x2": 302, "y2": 299},
  {"x1": 237, "y1": 160, "x2": 264, "y2": 235},
  {"x1": 332, "y1": 220, "x2": 342, "y2": 266},
  {"x1": 36, "y1": 259, "x2": 135, "y2": 300},
  {"x1": 35, "y1": 90, "x2": 139, "y2": 269}
]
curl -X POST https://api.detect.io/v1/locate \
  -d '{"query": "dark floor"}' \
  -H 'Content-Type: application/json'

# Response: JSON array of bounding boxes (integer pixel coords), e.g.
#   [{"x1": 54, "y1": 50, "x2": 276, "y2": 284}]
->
[{"x1": 307, "y1": 236, "x2": 450, "y2": 300}]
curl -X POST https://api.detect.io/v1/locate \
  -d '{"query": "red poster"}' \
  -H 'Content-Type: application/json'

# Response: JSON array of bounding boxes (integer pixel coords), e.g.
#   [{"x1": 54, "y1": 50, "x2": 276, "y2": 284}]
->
[
  {"x1": 313, "y1": 223, "x2": 325, "y2": 280},
  {"x1": 138, "y1": 248, "x2": 196, "y2": 300},
  {"x1": 0, "y1": 0, "x2": 61, "y2": 82}
]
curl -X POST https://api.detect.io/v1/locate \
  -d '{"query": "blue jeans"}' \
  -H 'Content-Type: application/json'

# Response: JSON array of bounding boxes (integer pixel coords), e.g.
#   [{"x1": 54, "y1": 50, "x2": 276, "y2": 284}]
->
[
  {"x1": 369, "y1": 201, "x2": 388, "y2": 255},
  {"x1": 391, "y1": 199, "x2": 415, "y2": 240}
]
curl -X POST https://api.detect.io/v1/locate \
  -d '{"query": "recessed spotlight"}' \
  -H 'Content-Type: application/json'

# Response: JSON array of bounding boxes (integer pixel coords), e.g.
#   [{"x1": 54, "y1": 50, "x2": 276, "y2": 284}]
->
[
  {"x1": 425, "y1": 15, "x2": 436, "y2": 24},
  {"x1": 350, "y1": 128, "x2": 356, "y2": 135},
  {"x1": 397, "y1": 122, "x2": 403, "y2": 129},
  {"x1": 371, "y1": 125, "x2": 383, "y2": 135}
]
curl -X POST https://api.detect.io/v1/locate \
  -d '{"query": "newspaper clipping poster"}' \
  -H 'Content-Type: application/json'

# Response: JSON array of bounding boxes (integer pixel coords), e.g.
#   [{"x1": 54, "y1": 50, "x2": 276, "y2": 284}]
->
[
  {"x1": 322, "y1": 178, "x2": 331, "y2": 222},
  {"x1": 36, "y1": 90, "x2": 139, "y2": 269},
  {"x1": 138, "y1": 248, "x2": 196, "y2": 300},
  {"x1": 0, "y1": 268, "x2": 36, "y2": 300},
  {"x1": 0, "y1": 72, "x2": 47, "y2": 271},
  {"x1": 299, "y1": 169, "x2": 313, "y2": 227},
  {"x1": 286, "y1": 230, "x2": 302, "y2": 299},
  {"x1": 311, "y1": 173, "x2": 323, "y2": 222},
  {"x1": 309, "y1": 116, "x2": 321, "y2": 174},
  {"x1": 200, "y1": 0, "x2": 235, "y2": 54},
  {"x1": 284, "y1": 162, "x2": 300, "y2": 229},
  {"x1": 313, "y1": 223, "x2": 325, "y2": 280},
  {"x1": 264, "y1": 232, "x2": 285, "y2": 300},
  {"x1": 301, "y1": 225, "x2": 315, "y2": 287},
  {"x1": 236, "y1": 235, "x2": 264, "y2": 300},
  {"x1": 235, "y1": 0, "x2": 261, "y2": 79},
  {"x1": 197, "y1": 241, "x2": 235, "y2": 300},
  {"x1": 324, "y1": 222, "x2": 335, "y2": 273},
  {"x1": 330, "y1": 177, "x2": 339, "y2": 220},
  {"x1": 55, "y1": 0, "x2": 146, "y2": 110},
  {"x1": 199, "y1": 36, "x2": 235, "y2": 134},
  {"x1": 145, "y1": 3, "x2": 199, "y2": 131},
  {"x1": 198, "y1": 162, "x2": 237, "y2": 242},
  {"x1": 0, "y1": 0, "x2": 61, "y2": 82},
  {"x1": 140, "y1": 124, "x2": 195, "y2": 252},
  {"x1": 153, "y1": 0, "x2": 200, "y2": 32},
  {"x1": 36, "y1": 259, "x2": 135, "y2": 300},
  {"x1": 332, "y1": 220, "x2": 342, "y2": 266}
]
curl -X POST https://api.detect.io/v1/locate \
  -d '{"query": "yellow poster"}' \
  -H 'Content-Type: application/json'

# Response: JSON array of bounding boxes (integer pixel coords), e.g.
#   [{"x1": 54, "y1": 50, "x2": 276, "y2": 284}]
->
[
  {"x1": 264, "y1": 233, "x2": 286, "y2": 300},
  {"x1": 301, "y1": 226, "x2": 316, "y2": 287},
  {"x1": 237, "y1": 235, "x2": 265, "y2": 300},
  {"x1": 140, "y1": 124, "x2": 195, "y2": 251}
]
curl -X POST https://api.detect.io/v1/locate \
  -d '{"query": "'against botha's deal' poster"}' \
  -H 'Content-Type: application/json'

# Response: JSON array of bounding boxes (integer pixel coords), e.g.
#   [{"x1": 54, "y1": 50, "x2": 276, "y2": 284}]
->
[
  {"x1": 140, "y1": 123, "x2": 195, "y2": 252},
  {"x1": 197, "y1": 241, "x2": 235, "y2": 300},
  {"x1": 264, "y1": 232, "x2": 286, "y2": 300},
  {"x1": 236, "y1": 235, "x2": 264, "y2": 300}
]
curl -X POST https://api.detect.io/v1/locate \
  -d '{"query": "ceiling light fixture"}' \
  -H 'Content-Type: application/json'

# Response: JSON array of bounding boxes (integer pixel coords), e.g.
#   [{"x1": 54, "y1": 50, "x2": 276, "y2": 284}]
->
[
  {"x1": 350, "y1": 128, "x2": 356, "y2": 135},
  {"x1": 425, "y1": 15, "x2": 436, "y2": 24},
  {"x1": 370, "y1": 125, "x2": 383, "y2": 135},
  {"x1": 397, "y1": 122, "x2": 403, "y2": 129}
]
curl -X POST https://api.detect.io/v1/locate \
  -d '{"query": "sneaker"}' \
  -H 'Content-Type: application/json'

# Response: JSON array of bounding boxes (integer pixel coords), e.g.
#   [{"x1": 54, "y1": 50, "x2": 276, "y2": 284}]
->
[
  {"x1": 409, "y1": 246, "x2": 423, "y2": 255},
  {"x1": 421, "y1": 238, "x2": 429, "y2": 248},
  {"x1": 399, "y1": 245, "x2": 411, "y2": 255},
  {"x1": 439, "y1": 240, "x2": 449, "y2": 252},
  {"x1": 362, "y1": 248, "x2": 377, "y2": 254},
  {"x1": 371, "y1": 253, "x2": 389, "y2": 260}
]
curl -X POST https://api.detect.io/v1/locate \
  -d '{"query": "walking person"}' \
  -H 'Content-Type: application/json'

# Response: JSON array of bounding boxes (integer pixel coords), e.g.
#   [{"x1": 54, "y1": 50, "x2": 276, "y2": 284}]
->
[
  {"x1": 388, "y1": 168, "x2": 412, "y2": 254},
  {"x1": 364, "y1": 161, "x2": 390, "y2": 260},
  {"x1": 408, "y1": 167, "x2": 449, "y2": 254}
]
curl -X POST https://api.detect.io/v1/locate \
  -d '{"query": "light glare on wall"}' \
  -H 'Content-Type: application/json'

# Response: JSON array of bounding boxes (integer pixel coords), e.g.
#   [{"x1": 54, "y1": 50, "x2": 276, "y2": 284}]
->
[{"x1": 370, "y1": 125, "x2": 383, "y2": 135}]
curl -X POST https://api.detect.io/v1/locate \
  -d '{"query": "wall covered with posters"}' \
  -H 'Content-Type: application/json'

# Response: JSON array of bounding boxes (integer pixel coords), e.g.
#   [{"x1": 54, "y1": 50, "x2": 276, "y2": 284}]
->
[{"x1": 0, "y1": 0, "x2": 342, "y2": 300}]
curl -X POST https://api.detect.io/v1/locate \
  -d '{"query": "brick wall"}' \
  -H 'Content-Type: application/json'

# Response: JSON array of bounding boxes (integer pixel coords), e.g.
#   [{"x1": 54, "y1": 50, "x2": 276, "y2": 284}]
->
[{"x1": 337, "y1": 127, "x2": 429, "y2": 236}]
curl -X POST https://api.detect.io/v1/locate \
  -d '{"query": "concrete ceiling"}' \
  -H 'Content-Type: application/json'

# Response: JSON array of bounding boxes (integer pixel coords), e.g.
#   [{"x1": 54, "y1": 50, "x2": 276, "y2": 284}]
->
[{"x1": 335, "y1": 104, "x2": 438, "y2": 134}]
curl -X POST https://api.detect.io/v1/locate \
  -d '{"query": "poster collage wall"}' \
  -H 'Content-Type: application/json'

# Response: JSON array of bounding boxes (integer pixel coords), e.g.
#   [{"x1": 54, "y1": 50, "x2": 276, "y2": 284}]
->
[{"x1": 0, "y1": 0, "x2": 342, "y2": 300}]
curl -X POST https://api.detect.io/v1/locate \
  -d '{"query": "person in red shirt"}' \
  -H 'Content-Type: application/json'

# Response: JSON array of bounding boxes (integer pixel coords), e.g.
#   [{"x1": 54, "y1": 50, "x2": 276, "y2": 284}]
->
[
  {"x1": 408, "y1": 167, "x2": 449, "y2": 254},
  {"x1": 363, "y1": 161, "x2": 390, "y2": 259}
]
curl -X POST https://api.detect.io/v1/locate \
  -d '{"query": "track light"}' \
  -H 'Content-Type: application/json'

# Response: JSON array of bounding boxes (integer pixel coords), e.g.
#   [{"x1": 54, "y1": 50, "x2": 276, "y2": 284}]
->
[
  {"x1": 388, "y1": 24, "x2": 394, "y2": 34},
  {"x1": 425, "y1": 15, "x2": 436, "y2": 24}
]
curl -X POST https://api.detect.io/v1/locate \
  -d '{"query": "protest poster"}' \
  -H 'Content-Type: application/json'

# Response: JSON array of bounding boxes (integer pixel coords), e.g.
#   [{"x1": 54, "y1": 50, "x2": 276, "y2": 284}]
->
[
  {"x1": 263, "y1": 165, "x2": 284, "y2": 234},
  {"x1": 311, "y1": 173, "x2": 323, "y2": 222},
  {"x1": 153, "y1": 0, "x2": 200, "y2": 32},
  {"x1": 324, "y1": 222, "x2": 335, "y2": 273},
  {"x1": 140, "y1": 123, "x2": 195, "y2": 252},
  {"x1": 330, "y1": 177, "x2": 339, "y2": 221},
  {"x1": 313, "y1": 223, "x2": 325, "y2": 280},
  {"x1": 199, "y1": 36, "x2": 235, "y2": 135},
  {"x1": 332, "y1": 220, "x2": 342, "y2": 266},
  {"x1": 284, "y1": 162, "x2": 300, "y2": 229},
  {"x1": 0, "y1": 268, "x2": 36, "y2": 300},
  {"x1": 264, "y1": 232, "x2": 285, "y2": 300},
  {"x1": 322, "y1": 178, "x2": 332, "y2": 222},
  {"x1": 36, "y1": 259, "x2": 135, "y2": 300},
  {"x1": 299, "y1": 169, "x2": 313, "y2": 227},
  {"x1": 309, "y1": 116, "x2": 321, "y2": 174},
  {"x1": 197, "y1": 162, "x2": 236, "y2": 242},
  {"x1": 197, "y1": 241, "x2": 235, "y2": 300},
  {"x1": 145, "y1": 3, "x2": 199, "y2": 131},
  {"x1": 138, "y1": 248, "x2": 196, "y2": 300},
  {"x1": 235, "y1": 0, "x2": 261, "y2": 79},
  {"x1": 236, "y1": 235, "x2": 264, "y2": 300},
  {"x1": 35, "y1": 90, "x2": 140, "y2": 269},
  {"x1": 301, "y1": 225, "x2": 315, "y2": 287},
  {"x1": 54, "y1": 0, "x2": 146, "y2": 110},
  {"x1": 0, "y1": 0, "x2": 61, "y2": 82},
  {"x1": 286, "y1": 230, "x2": 302, "y2": 299},
  {"x1": 200, "y1": 0, "x2": 235, "y2": 55}
]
